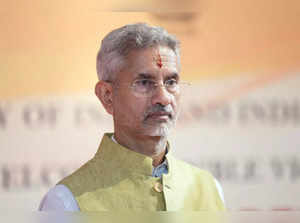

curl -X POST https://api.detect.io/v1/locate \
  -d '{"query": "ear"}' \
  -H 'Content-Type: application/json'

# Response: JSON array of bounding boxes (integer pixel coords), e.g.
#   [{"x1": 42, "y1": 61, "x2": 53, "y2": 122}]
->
[{"x1": 95, "y1": 81, "x2": 114, "y2": 115}]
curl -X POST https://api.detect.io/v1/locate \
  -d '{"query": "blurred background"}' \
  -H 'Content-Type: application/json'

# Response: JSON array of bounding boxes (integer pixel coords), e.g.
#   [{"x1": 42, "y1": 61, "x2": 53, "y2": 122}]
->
[{"x1": 1, "y1": 0, "x2": 300, "y2": 211}]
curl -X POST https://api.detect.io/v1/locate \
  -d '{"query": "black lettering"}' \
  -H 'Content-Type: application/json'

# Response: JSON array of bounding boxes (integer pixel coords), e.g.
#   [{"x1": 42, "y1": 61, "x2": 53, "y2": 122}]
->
[
  {"x1": 243, "y1": 160, "x2": 259, "y2": 181},
  {"x1": 2, "y1": 166, "x2": 11, "y2": 190},
  {"x1": 0, "y1": 109, "x2": 6, "y2": 129},
  {"x1": 23, "y1": 104, "x2": 57, "y2": 128},
  {"x1": 40, "y1": 168, "x2": 51, "y2": 186},
  {"x1": 290, "y1": 100, "x2": 300, "y2": 125},
  {"x1": 239, "y1": 102, "x2": 266, "y2": 124},
  {"x1": 47, "y1": 106, "x2": 58, "y2": 126},
  {"x1": 208, "y1": 161, "x2": 223, "y2": 180},
  {"x1": 289, "y1": 158, "x2": 300, "y2": 181},
  {"x1": 0, "y1": 104, "x2": 10, "y2": 129},
  {"x1": 270, "y1": 158, "x2": 284, "y2": 179},
  {"x1": 268, "y1": 100, "x2": 289, "y2": 125},
  {"x1": 22, "y1": 165, "x2": 31, "y2": 188}
]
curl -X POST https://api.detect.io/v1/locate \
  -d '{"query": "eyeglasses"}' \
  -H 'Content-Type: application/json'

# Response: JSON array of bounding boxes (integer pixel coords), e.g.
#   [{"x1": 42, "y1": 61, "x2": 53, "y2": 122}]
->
[{"x1": 109, "y1": 79, "x2": 191, "y2": 97}]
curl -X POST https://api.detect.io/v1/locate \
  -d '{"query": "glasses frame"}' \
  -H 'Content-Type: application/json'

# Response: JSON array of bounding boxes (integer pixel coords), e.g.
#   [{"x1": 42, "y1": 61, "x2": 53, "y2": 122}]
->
[{"x1": 105, "y1": 79, "x2": 191, "y2": 97}]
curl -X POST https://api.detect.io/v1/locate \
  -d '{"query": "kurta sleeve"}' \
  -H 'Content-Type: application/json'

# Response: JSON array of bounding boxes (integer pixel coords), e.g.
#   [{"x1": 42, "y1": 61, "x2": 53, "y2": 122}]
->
[{"x1": 38, "y1": 184, "x2": 80, "y2": 211}]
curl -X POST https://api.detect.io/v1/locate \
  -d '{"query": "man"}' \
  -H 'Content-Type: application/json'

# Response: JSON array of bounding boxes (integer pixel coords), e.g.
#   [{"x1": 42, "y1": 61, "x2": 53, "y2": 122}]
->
[{"x1": 39, "y1": 23, "x2": 225, "y2": 211}]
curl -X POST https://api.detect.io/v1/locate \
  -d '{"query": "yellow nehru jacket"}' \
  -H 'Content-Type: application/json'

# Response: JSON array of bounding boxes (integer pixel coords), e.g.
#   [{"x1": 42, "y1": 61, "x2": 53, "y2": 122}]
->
[{"x1": 59, "y1": 133, "x2": 225, "y2": 211}]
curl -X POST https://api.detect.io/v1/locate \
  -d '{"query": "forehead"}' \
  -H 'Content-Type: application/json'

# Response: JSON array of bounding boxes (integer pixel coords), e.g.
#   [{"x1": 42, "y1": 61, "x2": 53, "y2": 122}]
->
[{"x1": 121, "y1": 46, "x2": 179, "y2": 79}]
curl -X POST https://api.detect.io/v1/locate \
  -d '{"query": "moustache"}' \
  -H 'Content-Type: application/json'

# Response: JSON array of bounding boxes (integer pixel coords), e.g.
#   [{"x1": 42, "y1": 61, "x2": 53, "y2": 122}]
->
[{"x1": 144, "y1": 104, "x2": 174, "y2": 119}]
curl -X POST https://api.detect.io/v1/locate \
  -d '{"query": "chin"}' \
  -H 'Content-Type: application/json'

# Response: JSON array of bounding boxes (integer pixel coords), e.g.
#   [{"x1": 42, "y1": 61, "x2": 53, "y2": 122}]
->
[{"x1": 143, "y1": 123, "x2": 173, "y2": 137}]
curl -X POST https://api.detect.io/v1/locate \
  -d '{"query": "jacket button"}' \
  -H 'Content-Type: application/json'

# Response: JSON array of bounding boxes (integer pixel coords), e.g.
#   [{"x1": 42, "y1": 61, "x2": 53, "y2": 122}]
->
[{"x1": 153, "y1": 182, "x2": 163, "y2": 192}]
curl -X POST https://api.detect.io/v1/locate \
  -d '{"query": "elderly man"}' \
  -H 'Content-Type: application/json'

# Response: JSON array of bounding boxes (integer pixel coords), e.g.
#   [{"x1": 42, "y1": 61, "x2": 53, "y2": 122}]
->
[{"x1": 39, "y1": 23, "x2": 225, "y2": 211}]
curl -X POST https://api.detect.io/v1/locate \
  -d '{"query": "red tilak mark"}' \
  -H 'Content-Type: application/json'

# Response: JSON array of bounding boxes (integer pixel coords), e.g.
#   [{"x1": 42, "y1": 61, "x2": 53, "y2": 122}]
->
[{"x1": 156, "y1": 54, "x2": 163, "y2": 68}]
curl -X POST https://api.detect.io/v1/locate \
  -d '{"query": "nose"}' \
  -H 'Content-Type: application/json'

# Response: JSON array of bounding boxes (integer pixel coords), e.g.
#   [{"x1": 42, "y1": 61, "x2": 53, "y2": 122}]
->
[{"x1": 151, "y1": 84, "x2": 172, "y2": 106}]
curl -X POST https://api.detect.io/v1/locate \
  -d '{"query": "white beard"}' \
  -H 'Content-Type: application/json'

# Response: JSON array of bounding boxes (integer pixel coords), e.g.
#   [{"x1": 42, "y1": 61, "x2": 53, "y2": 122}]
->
[
  {"x1": 144, "y1": 121, "x2": 174, "y2": 137},
  {"x1": 146, "y1": 109, "x2": 180, "y2": 137},
  {"x1": 149, "y1": 125, "x2": 169, "y2": 137}
]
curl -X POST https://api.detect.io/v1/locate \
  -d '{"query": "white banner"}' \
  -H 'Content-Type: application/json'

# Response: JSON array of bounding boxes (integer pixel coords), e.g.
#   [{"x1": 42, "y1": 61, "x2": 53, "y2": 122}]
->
[{"x1": 1, "y1": 73, "x2": 300, "y2": 210}]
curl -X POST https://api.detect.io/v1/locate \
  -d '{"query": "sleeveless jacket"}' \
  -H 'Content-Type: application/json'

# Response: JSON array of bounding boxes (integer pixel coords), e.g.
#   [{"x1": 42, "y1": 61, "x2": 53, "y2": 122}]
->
[{"x1": 59, "y1": 133, "x2": 225, "y2": 211}]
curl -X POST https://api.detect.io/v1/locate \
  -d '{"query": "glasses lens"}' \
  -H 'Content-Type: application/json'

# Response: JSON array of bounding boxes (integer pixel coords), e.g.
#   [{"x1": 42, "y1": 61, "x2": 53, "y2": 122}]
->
[
  {"x1": 165, "y1": 80, "x2": 179, "y2": 93},
  {"x1": 131, "y1": 80, "x2": 188, "y2": 97},
  {"x1": 133, "y1": 79, "x2": 155, "y2": 94}
]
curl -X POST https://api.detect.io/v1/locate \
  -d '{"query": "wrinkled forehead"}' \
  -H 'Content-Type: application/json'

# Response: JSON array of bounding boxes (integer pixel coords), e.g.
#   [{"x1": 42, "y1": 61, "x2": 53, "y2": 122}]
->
[{"x1": 122, "y1": 46, "x2": 180, "y2": 79}]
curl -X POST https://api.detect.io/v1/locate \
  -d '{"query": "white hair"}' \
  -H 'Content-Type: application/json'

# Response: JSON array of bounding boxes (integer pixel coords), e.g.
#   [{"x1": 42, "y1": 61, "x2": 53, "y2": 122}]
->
[{"x1": 96, "y1": 23, "x2": 180, "y2": 81}]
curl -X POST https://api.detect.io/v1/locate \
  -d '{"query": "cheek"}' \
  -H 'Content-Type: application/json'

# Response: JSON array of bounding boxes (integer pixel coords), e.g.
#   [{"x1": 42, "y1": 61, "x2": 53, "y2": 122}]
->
[
  {"x1": 113, "y1": 91, "x2": 149, "y2": 121},
  {"x1": 129, "y1": 99, "x2": 147, "y2": 119}
]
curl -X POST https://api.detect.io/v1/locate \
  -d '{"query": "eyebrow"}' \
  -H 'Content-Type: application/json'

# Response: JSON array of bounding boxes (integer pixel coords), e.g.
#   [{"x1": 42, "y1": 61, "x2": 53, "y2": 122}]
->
[
  {"x1": 166, "y1": 73, "x2": 179, "y2": 80},
  {"x1": 136, "y1": 73, "x2": 155, "y2": 79},
  {"x1": 137, "y1": 73, "x2": 179, "y2": 80}
]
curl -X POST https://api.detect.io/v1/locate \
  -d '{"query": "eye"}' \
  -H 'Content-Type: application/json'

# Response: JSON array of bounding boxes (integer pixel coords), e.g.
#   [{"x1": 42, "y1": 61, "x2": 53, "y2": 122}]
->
[
  {"x1": 165, "y1": 79, "x2": 178, "y2": 87},
  {"x1": 135, "y1": 79, "x2": 155, "y2": 87}
]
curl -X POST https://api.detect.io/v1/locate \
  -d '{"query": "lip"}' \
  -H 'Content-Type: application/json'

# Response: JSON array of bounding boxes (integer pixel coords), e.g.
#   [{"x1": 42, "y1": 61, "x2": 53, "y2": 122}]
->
[{"x1": 147, "y1": 112, "x2": 172, "y2": 121}]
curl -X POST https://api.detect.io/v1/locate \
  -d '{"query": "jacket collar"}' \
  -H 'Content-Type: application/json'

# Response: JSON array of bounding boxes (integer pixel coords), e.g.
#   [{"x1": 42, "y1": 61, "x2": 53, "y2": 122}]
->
[{"x1": 94, "y1": 133, "x2": 171, "y2": 176}]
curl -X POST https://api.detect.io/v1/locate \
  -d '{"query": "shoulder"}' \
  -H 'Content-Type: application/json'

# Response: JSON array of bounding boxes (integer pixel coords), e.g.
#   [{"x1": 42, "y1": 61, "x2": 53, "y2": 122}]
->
[
  {"x1": 58, "y1": 157, "x2": 100, "y2": 195},
  {"x1": 38, "y1": 184, "x2": 79, "y2": 211}
]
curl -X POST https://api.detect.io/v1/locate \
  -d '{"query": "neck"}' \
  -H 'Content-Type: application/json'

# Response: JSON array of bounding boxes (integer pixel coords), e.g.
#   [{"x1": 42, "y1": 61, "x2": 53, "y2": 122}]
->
[{"x1": 114, "y1": 129, "x2": 167, "y2": 167}]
